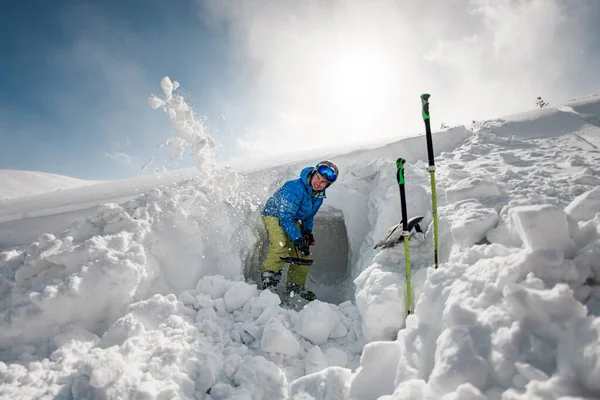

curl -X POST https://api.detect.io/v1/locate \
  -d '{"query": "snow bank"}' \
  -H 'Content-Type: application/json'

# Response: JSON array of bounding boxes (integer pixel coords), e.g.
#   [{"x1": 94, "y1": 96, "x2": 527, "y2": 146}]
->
[
  {"x1": 0, "y1": 182, "x2": 261, "y2": 354},
  {"x1": 346, "y1": 108, "x2": 600, "y2": 399},
  {"x1": 476, "y1": 106, "x2": 588, "y2": 139},
  {"x1": 0, "y1": 274, "x2": 364, "y2": 398},
  {"x1": 0, "y1": 170, "x2": 100, "y2": 200},
  {"x1": 352, "y1": 239, "x2": 600, "y2": 399}
]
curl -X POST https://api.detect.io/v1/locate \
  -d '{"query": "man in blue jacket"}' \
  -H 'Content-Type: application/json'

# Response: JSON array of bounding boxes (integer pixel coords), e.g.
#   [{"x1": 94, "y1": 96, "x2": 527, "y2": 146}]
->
[{"x1": 260, "y1": 160, "x2": 339, "y2": 301}]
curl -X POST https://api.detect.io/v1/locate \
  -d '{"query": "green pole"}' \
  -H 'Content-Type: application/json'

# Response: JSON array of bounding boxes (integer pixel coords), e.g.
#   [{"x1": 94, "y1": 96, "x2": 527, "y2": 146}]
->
[
  {"x1": 396, "y1": 158, "x2": 413, "y2": 316},
  {"x1": 420, "y1": 94, "x2": 439, "y2": 269}
]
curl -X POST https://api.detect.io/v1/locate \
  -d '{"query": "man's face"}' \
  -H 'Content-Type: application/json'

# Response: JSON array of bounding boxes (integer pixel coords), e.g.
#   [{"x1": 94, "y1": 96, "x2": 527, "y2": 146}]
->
[{"x1": 311, "y1": 173, "x2": 329, "y2": 191}]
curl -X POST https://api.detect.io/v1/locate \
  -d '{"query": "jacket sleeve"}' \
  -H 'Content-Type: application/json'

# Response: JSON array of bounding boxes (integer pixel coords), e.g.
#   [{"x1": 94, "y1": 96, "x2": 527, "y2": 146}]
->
[{"x1": 274, "y1": 187, "x2": 303, "y2": 242}]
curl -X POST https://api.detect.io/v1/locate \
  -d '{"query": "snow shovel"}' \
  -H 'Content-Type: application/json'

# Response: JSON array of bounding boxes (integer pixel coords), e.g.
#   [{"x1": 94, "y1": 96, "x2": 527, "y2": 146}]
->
[{"x1": 280, "y1": 257, "x2": 313, "y2": 266}]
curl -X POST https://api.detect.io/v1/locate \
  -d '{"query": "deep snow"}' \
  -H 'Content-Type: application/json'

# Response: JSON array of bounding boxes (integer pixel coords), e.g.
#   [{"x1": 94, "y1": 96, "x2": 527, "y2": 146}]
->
[
  {"x1": 0, "y1": 170, "x2": 100, "y2": 201},
  {"x1": 1, "y1": 79, "x2": 599, "y2": 399}
]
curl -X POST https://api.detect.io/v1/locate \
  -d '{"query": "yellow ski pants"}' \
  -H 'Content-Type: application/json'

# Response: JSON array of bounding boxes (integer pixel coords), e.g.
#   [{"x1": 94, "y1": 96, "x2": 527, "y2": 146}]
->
[{"x1": 260, "y1": 216, "x2": 311, "y2": 286}]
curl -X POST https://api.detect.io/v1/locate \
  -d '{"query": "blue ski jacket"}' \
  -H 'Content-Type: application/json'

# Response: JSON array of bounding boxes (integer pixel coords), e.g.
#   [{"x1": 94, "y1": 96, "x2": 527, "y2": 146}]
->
[{"x1": 262, "y1": 166, "x2": 326, "y2": 242}]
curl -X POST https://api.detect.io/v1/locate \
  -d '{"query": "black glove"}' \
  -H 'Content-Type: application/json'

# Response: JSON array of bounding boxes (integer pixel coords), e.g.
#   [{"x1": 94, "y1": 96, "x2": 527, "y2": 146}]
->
[
  {"x1": 301, "y1": 229, "x2": 316, "y2": 246},
  {"x1": 293, "y1": 237, "x2": 311, "y2": 256}
]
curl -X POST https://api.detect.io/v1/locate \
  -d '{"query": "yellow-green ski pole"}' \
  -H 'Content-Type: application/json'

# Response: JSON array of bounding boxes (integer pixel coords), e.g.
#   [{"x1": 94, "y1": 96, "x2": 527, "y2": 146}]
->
[
  {"x1": 421, "y1": 94, "x2": 439, "y2": 269},
  {"x1": 396, "y1": 158, "x2": 412, "y2": 315}
]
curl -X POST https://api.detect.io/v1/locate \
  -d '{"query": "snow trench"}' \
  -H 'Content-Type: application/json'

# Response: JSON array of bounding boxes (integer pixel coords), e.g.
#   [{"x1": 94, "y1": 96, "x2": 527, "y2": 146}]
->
[{"x1": 244, "y1": 206, "x2": 351, "y2": 305}]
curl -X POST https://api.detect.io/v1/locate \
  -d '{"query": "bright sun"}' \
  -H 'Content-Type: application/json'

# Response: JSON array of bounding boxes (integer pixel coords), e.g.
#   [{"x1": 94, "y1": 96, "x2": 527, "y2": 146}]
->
[{"x1": 325, "y1": 47, "x2": 397, "y2": 137}]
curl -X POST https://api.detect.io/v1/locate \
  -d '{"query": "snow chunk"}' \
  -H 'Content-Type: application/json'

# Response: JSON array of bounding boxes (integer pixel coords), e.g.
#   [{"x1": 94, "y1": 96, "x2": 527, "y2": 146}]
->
[
  {"x1": 294, "y1": 301, "x2": 341, "y2": 345},
  {"x1": 290, "y1": 366, "x2": 352, "y2": 400},
  {"x1": 89, "y1": 358, "x2": 124, "y2": 388},
  {"x1": 224, "y1": 281, "x2": 256, "y2": 311},
  {"x1": 148, "y1": 96, "x2": 165, "y2": 110},
  {"x1": 261, "y1": 317, "x2": 300, "y2": 356},
  {"x1": 560, "y1": 316, "x2": 600, "y2": 393},
  {"x1": 510, "y1": 204, "x2": 573, "y2": 252},
  {"x1": 324, "y1": 347, "x2": 348, "y2": 368},
  {"x1": 233, "y1": 356, "x2": 287, "y2": 399},
  {"x1": 445, "y1": 177, "x2": 501, "y2": 203},
  {"x1": 167, "y1": 147, "x2": 185, "y2": 164},
  {"x1": 253, "y1": 289, "x2": 281, "y2": 309},
  {"x1": 504, "y1": 283, "x2": 587, "y2": 326},
  {"x1": 565, "y1": 187, "x2": 600, "y2": 222},
  {"x1": 429, "y1": 327, "x2": 488, "y2": 395},
  {"x1": 196, "y1": 275, "x2": 232, "y2": 299},
  {"x1": 305, "y1": 345, "x2": 328, "y2": 375},
  {"x1": 354, "y1": 264, "x2": 406, "y2": 341},
  {"x1": 160, "y1": 76, "x2": 174, "y2": 99},
  {"x1": 350, "y1": 340, "x2": 403, "y2": 400},
  {"x1": 141, "y1": 157, "x2": 154, "y2": 171},
  {"x1": 450, "y1": 200, "x2": 498, "y2": 246}
]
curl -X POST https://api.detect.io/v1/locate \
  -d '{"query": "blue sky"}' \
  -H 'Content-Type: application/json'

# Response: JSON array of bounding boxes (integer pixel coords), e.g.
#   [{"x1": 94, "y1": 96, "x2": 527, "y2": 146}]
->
[
  {"x1": 1, "y1": 0, "x2": 600, "y2": 180},
  {"x1": 0, "y1": 0, "x2": 241, "y2": 179}
]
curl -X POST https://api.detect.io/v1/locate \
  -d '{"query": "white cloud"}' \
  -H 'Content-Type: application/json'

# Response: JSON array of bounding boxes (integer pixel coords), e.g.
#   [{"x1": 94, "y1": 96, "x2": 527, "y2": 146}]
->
[
  {"x1": 105, "y1": 152, "x2": 137, "y2": 166},
  {"x1": 201, "y1": 0, "x2": 600, "y2": 156}
]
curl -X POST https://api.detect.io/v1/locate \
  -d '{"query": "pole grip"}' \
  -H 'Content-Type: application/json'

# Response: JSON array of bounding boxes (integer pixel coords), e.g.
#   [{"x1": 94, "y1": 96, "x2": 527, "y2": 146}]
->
[
  {"x1": 421, "y1": 94, "x2": 435, "y2": 168},
  {"x1": 396, "y1": 158, "x2": 409, "y2": 233},
  {"x1": 421, "y1": 93, "x2": 430, "y2": 121},
  {"x1": 396, "y1": 157, "x2": 406, "y2": 185}
]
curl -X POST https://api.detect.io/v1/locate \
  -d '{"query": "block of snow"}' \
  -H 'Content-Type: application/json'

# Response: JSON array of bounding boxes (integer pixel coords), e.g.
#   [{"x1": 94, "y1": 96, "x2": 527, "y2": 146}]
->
[
  {"x1": 255, "y1": 305, "x2": 282, "y2": 326},
  {"x1": 148, "y1": 96, "x2": 165, "y2": 110},
  {"x1": 160, "y1": 76, "x2": 174, "y2": 99},
  {"x1": 223, "y1": 353, "x2": 242, "y2": 378},
  {"x1": 445, "y1": 177, "x2": 501, "y2": 203},
  {"x1": 354, "y1": 264, "x2": 406, "y2": 341},
  {"x1": 565, "y1": 187, "x2": 600, "y2": 222},
  {"x1": 509, "y1": 204, "x2": 572, "y2": 252},
  {"x1": 261, "y1": 317, "x2": 300, "y2": 356},
  {"x1": 196, "y1": 275, "x2": 232, "y2": 299},
  {"x1": 305, "y1": 345, "x2": 328, "y2": 375},
  {"x1": 329, "y1": 321, "x2": 348, "y2": 339},
  {"x1": 429, "y1": 327, "x2": 488, "y2": 395},
  {"x1": 349, "y1": 340, "x2": 403, "y2": 400},
  {"x1": 253, "y1": 289, "x2": 281, "y2": 309},
  {"x1": 224, "y1": 281, "x2": 257, "y2": 311},
  {"x1": 294, "y1": 301, "x2": 341, "y2": 345},
  {"x1": 89, "y1": 358, "x2": 125, "y2": 388},
  {"x1": 450, "y1": 200, "x2": 498, "y2": 246},
  {"x1": 324, "y1": 347, "x2": 349, "y2": 368},
  {"x1": 290, "y1": 366, "x2": 352, "y2": 400},
  {"x1": 504, "y1": 283, "x2": 586, "y2": 326},
  {"x1": 233, "y1": 356, "x2": 287, "y2": 399},
  {"x1": 560, "y1": 316, "x2": 600, "y2": 393}
]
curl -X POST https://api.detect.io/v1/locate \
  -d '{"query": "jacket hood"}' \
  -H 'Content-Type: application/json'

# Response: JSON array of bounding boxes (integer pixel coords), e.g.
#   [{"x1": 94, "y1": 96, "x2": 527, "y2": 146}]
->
[{"x1": 299, "y1": 166, "x2": 314, "y2": 184}]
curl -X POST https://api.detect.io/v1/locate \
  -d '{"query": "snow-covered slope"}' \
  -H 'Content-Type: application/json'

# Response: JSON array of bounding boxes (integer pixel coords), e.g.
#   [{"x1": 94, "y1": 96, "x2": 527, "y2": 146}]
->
[
  {"x1": 0, "y1": 170, "x2": 100, "y2": 200},
  {"x1": 1, "y1": 82, "x2": 599, "y2": 399}
]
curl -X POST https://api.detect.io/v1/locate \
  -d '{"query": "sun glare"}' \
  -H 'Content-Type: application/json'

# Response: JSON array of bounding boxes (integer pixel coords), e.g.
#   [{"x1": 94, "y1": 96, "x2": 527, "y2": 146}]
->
[{"x1": 326, "y1": 47, "x2": 397, "y2": 139}]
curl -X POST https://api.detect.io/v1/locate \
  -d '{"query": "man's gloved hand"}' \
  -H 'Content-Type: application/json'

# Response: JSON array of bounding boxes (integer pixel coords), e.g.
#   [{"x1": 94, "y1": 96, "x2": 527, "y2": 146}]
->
[
  {"x1": 293, "y1": 237, "x2": 311, "y2": 256},
  {"x1": 301, "y1": 229, "x2": 316, "y2": 246}
]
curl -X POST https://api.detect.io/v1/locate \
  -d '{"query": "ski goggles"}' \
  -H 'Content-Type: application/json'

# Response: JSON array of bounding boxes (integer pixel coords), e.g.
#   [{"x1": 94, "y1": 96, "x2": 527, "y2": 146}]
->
[{"x1": 316, "y1": 163, "x2": 337, "y2": 183}]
